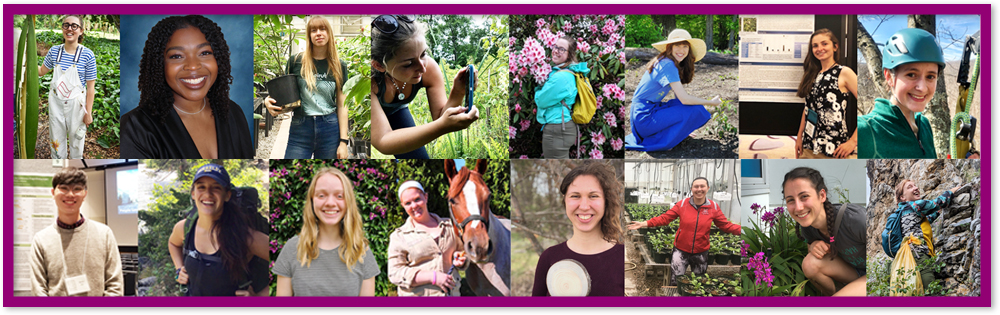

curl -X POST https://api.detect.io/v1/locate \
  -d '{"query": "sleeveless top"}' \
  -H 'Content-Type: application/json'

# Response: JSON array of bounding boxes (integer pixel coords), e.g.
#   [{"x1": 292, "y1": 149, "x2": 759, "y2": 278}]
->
[
  {"x1": 802, "y1": 64, "x2": 850, "y2": 157},
  {"x1": 182, "y1": 217, "x2": 267, "y2": 296},
  {"x1": 376, "y1": 75, "x2": 425, "y2": 116}
]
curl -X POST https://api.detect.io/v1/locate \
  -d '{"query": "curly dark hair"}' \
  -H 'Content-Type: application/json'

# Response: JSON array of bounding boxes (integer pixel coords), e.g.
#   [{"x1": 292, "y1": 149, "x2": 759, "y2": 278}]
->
[
  {"x1": 781, "y1": 166, "x2": 838, "y2": 259},
  {"x1": 559, "y1": 161, "x2": 623, "y2": 244},
  {"x1": 138, "y1": 15, "x2": 232, "y2": 122},
  {"x1": 52, "y1": 167, "x2": 87, "y2": 189}
]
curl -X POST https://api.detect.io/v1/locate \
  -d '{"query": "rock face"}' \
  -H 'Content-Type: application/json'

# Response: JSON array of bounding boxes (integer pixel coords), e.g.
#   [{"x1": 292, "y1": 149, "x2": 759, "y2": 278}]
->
[{"x1": 865, "y1": 159, "x2": 981, "y2": 296}]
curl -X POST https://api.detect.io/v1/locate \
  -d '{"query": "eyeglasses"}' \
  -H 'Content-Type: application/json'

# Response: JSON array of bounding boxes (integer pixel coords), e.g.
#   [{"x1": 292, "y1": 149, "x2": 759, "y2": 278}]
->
[
  {"x1": 372, "y1": 15, "x2": 415, "y2": 34},
  {"x1": 62, "y1": 23, "x2": 81, "y2": 31},
  {"x1": 553, "y1": 46, "x2": 568, "y2": 53}
]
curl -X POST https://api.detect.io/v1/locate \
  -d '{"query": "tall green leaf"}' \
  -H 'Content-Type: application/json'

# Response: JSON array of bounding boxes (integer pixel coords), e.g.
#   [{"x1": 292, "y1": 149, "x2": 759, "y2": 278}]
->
[{"x1": 23, "y1": 16, "x2": 40, "y2": 159}]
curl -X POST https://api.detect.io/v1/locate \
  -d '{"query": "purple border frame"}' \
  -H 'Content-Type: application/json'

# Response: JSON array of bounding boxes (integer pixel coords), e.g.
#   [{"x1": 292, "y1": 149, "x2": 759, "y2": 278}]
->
[{"x1": 4, "y1": 3, "x2": 990, "y2": 307}]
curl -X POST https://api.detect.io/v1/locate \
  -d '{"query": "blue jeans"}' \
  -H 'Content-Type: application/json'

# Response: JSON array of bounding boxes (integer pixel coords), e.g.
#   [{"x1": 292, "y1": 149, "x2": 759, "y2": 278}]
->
[
  {"x1": 386, "y1": 106, "x2": 429, "y2": 159},
  {"x1": 284, "y1": 112, "x2": 339, "y2": 159}
]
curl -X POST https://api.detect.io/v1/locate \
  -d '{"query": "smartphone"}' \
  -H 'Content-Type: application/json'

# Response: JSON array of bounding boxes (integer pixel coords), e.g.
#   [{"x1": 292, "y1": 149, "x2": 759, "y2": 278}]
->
[{"x1": 466, "y1": 64, "x2": 476, "y2": 113}]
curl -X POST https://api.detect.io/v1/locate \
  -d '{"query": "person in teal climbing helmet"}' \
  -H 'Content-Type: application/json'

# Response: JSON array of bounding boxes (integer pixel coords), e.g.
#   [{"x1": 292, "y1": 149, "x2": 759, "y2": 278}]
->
[{"x1": 858, "y1": 28, "x2": 945, "y2": 159}]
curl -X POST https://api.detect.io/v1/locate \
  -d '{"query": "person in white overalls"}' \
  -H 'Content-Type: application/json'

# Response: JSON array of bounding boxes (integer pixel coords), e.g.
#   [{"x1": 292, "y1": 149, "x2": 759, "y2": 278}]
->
[{"x1": 39, "y1": 15, "x2": 96, "y2": 159}]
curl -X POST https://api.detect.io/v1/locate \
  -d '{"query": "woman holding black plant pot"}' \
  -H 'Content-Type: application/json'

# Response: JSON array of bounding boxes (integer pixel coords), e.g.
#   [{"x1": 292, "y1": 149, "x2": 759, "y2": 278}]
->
[
  {"x1": 627, "y1": 177, "x2": 740, "y2": 286},
  {"x1": 264, "y1": 16, "x2": 350, "y2": 159}
]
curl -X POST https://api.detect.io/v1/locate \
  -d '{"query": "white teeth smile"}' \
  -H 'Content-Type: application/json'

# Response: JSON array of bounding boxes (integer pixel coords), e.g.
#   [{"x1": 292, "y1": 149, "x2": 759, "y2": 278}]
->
[
  {"x1": 322, "y1": 209, "x2": 340, "y2": 215},
  {"x1": 201, "y1": 200, "x2": 215, "y2": 206},
  {"x1": 182, "y1": 77, "x2": 206, "y2": 85},
  {"x1": 578, "y1": 214, "x2": 592, "y2": 220},
  {"x1": 796, "y1": 211, "x2": 808, "y2": 218}
]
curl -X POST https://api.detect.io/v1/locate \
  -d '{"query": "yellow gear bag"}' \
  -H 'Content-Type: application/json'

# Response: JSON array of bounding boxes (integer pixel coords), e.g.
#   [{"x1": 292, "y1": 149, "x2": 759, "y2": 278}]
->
[
  {"x1": 558, "y1": 70, "x2": 597, "y2": 124},
  {"x1": 889, "y1": 236, "x2": 924, "y2": 296}
]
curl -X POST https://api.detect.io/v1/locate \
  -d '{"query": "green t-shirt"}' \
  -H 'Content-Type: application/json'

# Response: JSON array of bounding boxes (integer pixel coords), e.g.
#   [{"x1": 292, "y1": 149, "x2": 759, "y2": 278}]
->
[{"x1": 286, "y1": 55, "x2": 349, "y2": 116}]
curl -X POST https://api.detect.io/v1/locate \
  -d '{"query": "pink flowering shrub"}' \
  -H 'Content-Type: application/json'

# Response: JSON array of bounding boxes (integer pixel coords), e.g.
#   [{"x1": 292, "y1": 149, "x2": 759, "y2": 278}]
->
[{"x1": 509, "y1": 15, "x2": 626, "y2": 158}]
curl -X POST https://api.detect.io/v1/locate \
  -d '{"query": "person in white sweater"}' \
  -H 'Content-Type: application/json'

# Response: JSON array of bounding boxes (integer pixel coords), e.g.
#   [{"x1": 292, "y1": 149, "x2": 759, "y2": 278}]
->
[{"x1": 30, "y1": 167, "x2": 123, "y2": 296}]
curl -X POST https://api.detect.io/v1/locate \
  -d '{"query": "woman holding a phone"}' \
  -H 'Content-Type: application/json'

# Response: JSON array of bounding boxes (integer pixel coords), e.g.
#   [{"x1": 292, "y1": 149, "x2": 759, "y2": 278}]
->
[{"x1": 369, "y1": 15, "x2": 479, "y2": 158}]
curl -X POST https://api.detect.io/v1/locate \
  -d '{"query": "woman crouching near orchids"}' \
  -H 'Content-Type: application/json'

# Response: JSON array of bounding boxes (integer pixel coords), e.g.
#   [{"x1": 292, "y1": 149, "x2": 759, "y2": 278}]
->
[{"x1": 782, "y1": 167, "x2": 866, "y2": 296}]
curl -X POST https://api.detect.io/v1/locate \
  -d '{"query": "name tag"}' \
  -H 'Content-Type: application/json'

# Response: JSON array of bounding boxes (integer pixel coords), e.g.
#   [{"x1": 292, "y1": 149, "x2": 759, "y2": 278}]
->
[{"x1": 66, "y1": 274, "x2": 91, "y2": 296}]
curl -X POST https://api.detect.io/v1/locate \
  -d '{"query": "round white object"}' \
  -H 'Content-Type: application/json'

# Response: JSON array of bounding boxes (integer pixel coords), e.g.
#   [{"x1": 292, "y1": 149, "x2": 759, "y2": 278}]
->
[{"x1": 546, "y1": 259, "x2": 591, "y2": 296}]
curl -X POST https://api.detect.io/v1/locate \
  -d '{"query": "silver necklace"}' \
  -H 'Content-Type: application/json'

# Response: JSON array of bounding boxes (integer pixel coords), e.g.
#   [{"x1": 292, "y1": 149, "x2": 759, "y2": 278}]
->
[
  {"x1": 389, "y1": 76, "x2": 407, "y2": 100},
  {"x1": 174, "y1": 98, "x2": 207, "y2": 115}
]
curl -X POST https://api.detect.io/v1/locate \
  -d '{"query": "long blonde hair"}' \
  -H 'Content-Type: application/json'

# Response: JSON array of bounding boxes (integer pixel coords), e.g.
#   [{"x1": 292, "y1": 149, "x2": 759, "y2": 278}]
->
[
  {"x1": 300, "y1": 16, "x2": 344, "y2": 93},
  {"x1": 297, "y1": 168, "x2": 368, "y2": 270}
]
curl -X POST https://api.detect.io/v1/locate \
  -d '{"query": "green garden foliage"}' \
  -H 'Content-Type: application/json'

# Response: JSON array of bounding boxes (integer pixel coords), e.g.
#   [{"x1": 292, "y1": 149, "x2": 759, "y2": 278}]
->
[
  {"x1": 675, "y1": 15, "x2": 739, "y2": 52},
  {"x1": 137, "y1": 159, "x2": 269, "y2": 296},
  {"x1": 625, "y1": 15, "x2": 664, "y2": 48},
  {"x1": 36, "y1": 30, "x2": 121, "y2": 149},
  {"x1": 268, "y1": 159, "x2": 510, "y2": 296}
]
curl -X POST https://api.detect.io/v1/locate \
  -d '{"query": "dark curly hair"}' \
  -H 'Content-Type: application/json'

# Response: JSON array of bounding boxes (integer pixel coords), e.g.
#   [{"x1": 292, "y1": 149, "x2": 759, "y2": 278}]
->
[
  {"x1": 138, "y1": 15, "x2": 232, "y2": 122},
  {"x1": 781, "y1": 166, "x2": 838, "y2": 260},
  {"x1": 559, "y1": 162, "x2": 623, "y2": 244}
]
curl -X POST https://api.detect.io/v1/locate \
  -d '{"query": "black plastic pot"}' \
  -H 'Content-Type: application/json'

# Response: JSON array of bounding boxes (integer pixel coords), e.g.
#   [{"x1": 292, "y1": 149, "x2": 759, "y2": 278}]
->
[
  {"x1": 706, "y1": 253, "x2": 716, "y2": 265},
  {"x1": 638, "y1": 227, "x2": 648, "y2": 235},
  {"x1": 716, "y1": 253, "x2": 730, "y2": 265},
  {"x1": 266, "y1": 75, "x2": 300, "y2": 106},
  {"x1": 653, "y1": 249, "x2": 669, "y2": 264},
  {"x1": 730, "y1": 253, "x2": 741, "y2": 265}
]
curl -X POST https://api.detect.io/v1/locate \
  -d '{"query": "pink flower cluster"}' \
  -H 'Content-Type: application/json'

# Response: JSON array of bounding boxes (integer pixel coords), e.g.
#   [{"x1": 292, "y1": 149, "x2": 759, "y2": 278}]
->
[
  {"x1": 576, "y1": 40, "x2": 590, "y2": 53},
  {"x1": 601, "y1": 19, "x2": 618, "y2": 35},
  {"x1": 610, "y1": 138, "x2": 624, "y2": 151},
  {"x1": 589, "y1": 147, "x2": 604, "y2": 159},
  {"x1": 509, "y1": 126, "x2": 517, "y2": 139},
  {"x1": 514, "y1": 103, "x2": 522, "y2": 112},
  {"x1": 519, "y1": 120, "x2": 531, "y2": 131},
  {"x1": 536, "y1": 27, "x2": 562, "y2": 48},
  {"x1": 602, "y1": 84, "x2": 626, "y2": 101},
  {"x1": 562, "y1": 21, "x2": 573, "y2": 32},
  {"x1": 603, "y1": 112, "x2": 617, "y2": 127},
  {"x1": 590, "y1": 131, "x2": 606, "y2": 146}
]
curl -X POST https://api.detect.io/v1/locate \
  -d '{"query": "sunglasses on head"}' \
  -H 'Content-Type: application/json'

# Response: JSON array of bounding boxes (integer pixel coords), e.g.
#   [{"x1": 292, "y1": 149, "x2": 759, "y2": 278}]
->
[
  {"x1": 372, "y1": 15, "x2": 415, "y2": 34},
  {"x1": 62, "y1": 23, "x2": 81, "y2": 31}
]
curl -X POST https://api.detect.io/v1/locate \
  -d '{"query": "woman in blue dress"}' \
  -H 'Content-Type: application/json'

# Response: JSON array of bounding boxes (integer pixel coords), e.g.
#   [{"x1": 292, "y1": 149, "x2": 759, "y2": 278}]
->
[{"x1": 625, "y1": 29, "x2": 721, "y2": 152}]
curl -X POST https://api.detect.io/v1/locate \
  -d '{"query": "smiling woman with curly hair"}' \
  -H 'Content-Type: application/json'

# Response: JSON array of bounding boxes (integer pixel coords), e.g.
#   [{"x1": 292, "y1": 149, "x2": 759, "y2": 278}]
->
[{"x1": 120, "y1": 15, "x2": 252, "y2": 159}]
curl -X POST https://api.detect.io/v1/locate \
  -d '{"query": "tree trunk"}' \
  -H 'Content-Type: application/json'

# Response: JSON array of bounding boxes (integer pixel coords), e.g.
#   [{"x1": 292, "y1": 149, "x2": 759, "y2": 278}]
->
[
  {"x1": 728, "y1": 15, "x2": 737, "y2": 50},
  {"x1": 706, "y1": 15, "x2": 714, "y2": 51},
  {"x1": 857, "y1": 22, "x2": 889, "y2": 114},
  {"x1": 652, "y1": 15, "x2": 676, "y2": 38},
  {"x1": 910, "y1": 15, "x2": 951, "y2": 157}
]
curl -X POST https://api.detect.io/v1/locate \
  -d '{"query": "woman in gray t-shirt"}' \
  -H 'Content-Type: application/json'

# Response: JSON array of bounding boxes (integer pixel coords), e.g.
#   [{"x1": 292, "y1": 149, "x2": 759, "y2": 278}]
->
[
  {"x1": 781, "y1": 167, "x2": 866, "y2": 296},
  {"x1": 273, "y1": 168, "x2": 380, "y2": 296}
]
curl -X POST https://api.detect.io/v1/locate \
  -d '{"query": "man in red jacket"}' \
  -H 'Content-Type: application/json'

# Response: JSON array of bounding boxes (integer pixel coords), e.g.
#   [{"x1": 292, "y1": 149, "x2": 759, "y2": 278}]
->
[{"x1": 628, "y1": 177, "x2": 741, "y2": 285}]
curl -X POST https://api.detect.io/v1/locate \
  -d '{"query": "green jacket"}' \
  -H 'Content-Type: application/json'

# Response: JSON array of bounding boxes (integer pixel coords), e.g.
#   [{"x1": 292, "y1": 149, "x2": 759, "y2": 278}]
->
[
  {"x1": 534, "y1": 62, "x2": 590, "y2": 126},
  {"x1": 858, "y1": 98, "x2": 937, "y2": 159}
]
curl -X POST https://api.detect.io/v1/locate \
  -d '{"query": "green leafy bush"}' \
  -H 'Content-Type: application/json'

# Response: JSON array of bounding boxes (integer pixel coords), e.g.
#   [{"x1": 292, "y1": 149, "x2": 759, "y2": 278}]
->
[{"x1": 624, "y1": 15, "x2": 663, "y2": 48}]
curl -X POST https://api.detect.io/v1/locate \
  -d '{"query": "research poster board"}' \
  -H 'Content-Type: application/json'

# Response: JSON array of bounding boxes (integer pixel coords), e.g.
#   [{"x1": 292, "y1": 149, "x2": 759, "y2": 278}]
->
[
  {"x1": 738, "y1": 15, "x2": 814, "y2": 103},
  {"x1": 12, "y1": 173, "x2": 55, "y2": 291}
]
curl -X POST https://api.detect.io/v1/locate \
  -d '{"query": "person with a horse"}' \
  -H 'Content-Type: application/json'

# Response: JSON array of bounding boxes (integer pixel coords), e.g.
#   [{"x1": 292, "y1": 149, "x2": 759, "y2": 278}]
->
[
  {"x1": 627, "y1": 177, "x2": 740, "y2": 286},
  {"x1": 533, "y1": 162, "x2": 624, "y2": 296},
  {"x1": 387, "y1": 180, "x2": 467, "y2": 296},
  {"x1": 273, "y1": 168, "x2": 380, "y2": 296}
]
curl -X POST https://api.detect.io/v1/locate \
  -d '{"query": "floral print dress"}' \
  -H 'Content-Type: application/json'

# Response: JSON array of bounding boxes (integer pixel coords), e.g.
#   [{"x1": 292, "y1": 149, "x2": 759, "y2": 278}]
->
[{"x1": 803, "y1": 64, "x2": 849, "y2": 157}]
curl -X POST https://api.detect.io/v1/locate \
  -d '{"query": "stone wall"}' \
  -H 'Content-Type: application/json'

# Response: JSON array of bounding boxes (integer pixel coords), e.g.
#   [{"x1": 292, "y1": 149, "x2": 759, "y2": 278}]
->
[{"x1": 865, "y1": 159, "x2": 981, "y2": 296}]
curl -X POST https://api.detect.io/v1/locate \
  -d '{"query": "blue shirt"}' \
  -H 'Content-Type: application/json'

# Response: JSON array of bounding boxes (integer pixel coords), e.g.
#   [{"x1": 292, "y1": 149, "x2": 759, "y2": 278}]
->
[
  {"x1": 632, "y1": 58, "x2": 680, "y2": 104},
  {"x1": 43, "y1": 44, "x2": 97, "y2": 87}
]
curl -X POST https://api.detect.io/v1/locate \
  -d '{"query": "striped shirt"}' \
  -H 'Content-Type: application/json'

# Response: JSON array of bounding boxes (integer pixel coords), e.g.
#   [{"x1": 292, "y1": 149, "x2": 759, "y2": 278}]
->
[{"x1": 42, "y1": 44, "x2": 97, "y2": 87}]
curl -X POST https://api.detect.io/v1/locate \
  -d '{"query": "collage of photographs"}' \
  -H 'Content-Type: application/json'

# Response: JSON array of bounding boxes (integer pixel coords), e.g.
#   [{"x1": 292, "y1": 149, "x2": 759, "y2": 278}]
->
[{"x1": 9, "y1": 12, "x2": 983, "y2": 303}]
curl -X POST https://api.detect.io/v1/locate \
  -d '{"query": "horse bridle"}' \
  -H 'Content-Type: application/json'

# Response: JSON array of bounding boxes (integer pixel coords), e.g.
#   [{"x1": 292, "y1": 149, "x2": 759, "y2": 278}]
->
[{"x1": 448, "y1": 198, "x2": 494, "y2": 260}]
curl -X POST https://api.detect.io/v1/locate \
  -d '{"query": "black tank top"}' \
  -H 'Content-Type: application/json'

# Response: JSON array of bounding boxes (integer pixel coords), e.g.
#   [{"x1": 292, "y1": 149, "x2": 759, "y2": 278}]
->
[
  {"x1": 183, "y1": 217, "x2": 244, "y2": 296},
  {"x1": 376, "y1": 75, "x2": 425, "y2": 116}
]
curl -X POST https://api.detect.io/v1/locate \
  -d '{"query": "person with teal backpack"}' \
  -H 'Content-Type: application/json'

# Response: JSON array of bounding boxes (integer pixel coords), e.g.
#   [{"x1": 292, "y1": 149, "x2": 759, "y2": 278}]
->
[
  {"x1": 625, "y1": 29, "x2": 721, "y2": 152},
  {"x1": 534, "y1": 35, "x2": 592, "y2": 159},
  {"x1": 167, "y1": 163, "x2": 269, "y2": 296},
  {"x1": 858, "y1": 28, "x2": 945, "y2": 158}
]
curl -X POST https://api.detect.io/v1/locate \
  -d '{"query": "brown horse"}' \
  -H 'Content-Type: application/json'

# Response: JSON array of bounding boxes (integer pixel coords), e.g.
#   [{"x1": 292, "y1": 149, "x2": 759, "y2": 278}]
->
[{"x1": 444, "y1": 159, "x2": 510, "y2": 296}]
